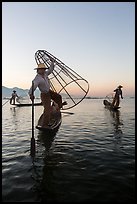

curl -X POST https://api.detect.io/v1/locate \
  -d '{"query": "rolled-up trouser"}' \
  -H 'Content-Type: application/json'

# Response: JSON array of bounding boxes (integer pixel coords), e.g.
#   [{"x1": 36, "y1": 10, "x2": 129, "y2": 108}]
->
[
  {"x1": 49, "y1": 90, "x2": 62, "y2": 108},
  {"x1": 41, "y1": 92, "x2": 51, "y2": 127}
]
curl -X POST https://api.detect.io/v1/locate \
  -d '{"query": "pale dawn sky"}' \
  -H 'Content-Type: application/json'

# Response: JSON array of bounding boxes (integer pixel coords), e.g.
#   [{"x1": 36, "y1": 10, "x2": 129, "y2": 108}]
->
[{"x1": 2, "y1": 2, "x2": 135, "y2": 97}]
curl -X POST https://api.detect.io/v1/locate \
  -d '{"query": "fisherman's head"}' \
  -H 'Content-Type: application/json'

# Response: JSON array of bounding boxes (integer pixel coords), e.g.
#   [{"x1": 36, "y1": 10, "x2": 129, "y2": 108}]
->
[
  {"x1": 34, "y1": 63, "x2": 48, "y2": 74},
  {"x1": 13, "y1": 90, "x2": 16, "y2": 93},
  {"x1": 118, "y1": 85, "x2": 123, "y2": 89}
]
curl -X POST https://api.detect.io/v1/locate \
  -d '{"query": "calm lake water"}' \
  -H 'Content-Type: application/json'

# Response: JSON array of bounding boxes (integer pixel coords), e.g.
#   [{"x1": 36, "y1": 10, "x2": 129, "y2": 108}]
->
[{"x1": 2, "y1": 98, "x2": 135, "y2": 202}]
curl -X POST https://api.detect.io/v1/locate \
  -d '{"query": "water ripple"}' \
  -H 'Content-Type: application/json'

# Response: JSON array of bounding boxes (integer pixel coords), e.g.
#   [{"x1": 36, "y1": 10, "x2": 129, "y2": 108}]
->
[{"x1": 2, "y1": 99, "x2": 135, "y2": 202}]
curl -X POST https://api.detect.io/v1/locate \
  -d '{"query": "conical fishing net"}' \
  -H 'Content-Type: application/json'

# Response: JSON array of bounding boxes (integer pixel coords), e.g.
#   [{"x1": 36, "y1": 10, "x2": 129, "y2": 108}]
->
[
  {"x1": 105, "y1": 93, "x2": 115, "y2": 103},
  {"x1": 35, "y1": 50, "x2": 89, "y2": 110}
]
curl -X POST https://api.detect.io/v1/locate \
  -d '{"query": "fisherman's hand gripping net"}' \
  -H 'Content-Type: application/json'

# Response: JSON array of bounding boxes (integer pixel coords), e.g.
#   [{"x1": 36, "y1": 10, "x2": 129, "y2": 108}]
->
[{"x1": 35, "y1": 50, "x2": 89, "y2": 110}]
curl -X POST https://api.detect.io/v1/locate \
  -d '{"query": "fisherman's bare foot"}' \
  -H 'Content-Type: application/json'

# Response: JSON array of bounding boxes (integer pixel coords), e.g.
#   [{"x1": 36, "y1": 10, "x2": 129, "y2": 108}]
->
[{"x1": 62, "y1": 101, "x2": 67, "y2": 106}]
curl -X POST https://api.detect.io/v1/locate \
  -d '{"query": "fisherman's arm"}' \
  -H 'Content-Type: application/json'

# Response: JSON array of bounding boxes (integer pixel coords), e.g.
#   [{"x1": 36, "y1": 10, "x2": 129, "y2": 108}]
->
[
  {"x1": 121, "y1": 92, "x2": 123, "y2": 99},
  {"x1": 28, "y1": 78, "x2": 39, "y2": 100}
]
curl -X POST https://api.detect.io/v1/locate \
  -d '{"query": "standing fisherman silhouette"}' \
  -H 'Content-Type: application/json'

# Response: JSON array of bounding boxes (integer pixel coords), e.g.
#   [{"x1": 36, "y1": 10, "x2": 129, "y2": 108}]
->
[
  {"x1": 111, "y1": 85, "x2": 123, "y2": 108},
  {"x1": 10, "y1": 90, "x2": 19, "y2": 105}
]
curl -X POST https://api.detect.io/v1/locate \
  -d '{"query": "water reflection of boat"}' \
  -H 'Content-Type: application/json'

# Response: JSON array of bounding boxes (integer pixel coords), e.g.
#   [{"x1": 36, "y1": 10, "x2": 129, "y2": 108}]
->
[
  {"x1": 32, "y1": 131, "x2": 60, "y2": 201},
  {"x1": 37, "y1": 130, "x2": 57, "y2": 151},
  {"x1": 108, "y1": 109, "x2": 123, "y2": 139}
]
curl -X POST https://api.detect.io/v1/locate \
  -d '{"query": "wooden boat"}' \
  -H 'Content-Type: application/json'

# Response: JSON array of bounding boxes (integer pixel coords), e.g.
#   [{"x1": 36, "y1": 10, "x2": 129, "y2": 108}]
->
[
  {"x1": 11, "y1": 102, "x2": 42, "y2": 107},
  {"x1": 36, "y1": 109, "x2": 62, "y2": 132},
  {"x1": 103, "y1": 99, "x2": 120, "y2": 111}
]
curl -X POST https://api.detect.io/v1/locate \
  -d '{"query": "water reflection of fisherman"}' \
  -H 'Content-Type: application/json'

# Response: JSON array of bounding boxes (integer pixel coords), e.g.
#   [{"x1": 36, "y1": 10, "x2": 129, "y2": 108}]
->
[
  {"x1": 32, "y1": 132, "x2": 58, "y2": 201},
  {"x1": 111, "y1": 85, "x2": 123, "y2": 108},
  {"x1": 10, "y1": 90, "x2": 19, "y2": 105},
  {"x1": 111, "y1": 110, "x2": 123, "y2": 136}
]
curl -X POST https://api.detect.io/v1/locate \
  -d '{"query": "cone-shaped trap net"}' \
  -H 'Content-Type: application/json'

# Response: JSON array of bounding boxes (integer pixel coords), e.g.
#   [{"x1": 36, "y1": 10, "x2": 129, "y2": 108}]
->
[
  {"x1": 35, "y1": 50, "x2": 89, "y2": 110},
  {"x1": 105, "y1": 93, "x2": 115, "y2": 103}
]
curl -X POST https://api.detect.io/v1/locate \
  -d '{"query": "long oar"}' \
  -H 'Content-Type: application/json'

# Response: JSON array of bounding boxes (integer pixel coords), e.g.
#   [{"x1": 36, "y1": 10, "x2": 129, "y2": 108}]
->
[
  {"x1": 2, "y1": 98, "x2": 11, "y2": 107},
  {"x1": 30, "y1": 81, "x2": 35, "y2": 156}
]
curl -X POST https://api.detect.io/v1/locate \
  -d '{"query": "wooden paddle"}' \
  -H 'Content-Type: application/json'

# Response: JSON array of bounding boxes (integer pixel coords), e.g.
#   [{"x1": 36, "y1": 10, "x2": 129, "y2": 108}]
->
[{"x1": 30, "y1": 81, "x2": 35, "y2": 156}]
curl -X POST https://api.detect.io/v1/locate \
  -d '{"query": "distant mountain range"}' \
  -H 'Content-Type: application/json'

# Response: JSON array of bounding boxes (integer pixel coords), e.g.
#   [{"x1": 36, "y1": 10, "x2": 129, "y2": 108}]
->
[
  {"x1": 2, "y1": 85, "x2": 94, "y2": 99},
  {"x1": 2, "y1": 86, "x2": 40, "y2": 98},
  {"x1": 2, "y1": 86, "x2": 134, "y2": 99}
]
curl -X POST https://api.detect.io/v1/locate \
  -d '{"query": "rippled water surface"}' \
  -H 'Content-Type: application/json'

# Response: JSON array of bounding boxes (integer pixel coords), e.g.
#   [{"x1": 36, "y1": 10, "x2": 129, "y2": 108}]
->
[{"x1": 2, "y1": 98, "x2": 135, "y2": 202}]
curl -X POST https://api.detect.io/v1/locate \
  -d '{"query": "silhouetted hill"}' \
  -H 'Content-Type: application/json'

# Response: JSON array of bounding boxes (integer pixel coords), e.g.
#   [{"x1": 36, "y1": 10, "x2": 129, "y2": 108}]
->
[{"x1": 2, "y1": 86, "x2": 40, "y2": 98}]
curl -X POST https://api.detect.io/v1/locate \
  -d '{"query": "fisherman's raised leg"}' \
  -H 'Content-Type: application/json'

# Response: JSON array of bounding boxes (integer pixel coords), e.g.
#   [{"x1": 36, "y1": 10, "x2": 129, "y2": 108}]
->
[{"x1": 41, "y1": 92, "x2": 51, "y2": 127}]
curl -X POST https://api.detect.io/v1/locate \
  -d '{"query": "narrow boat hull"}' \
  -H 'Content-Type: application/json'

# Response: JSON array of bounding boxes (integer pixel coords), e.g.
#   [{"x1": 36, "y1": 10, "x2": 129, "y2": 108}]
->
[
  {"x1": 36, "y1": 111, "x2": 62, "y2": 132},
  {"x1": 11, "y1": 102, "x2": 42, "y2": 107},
  {"x1": 103, "y1": 99, "x2": 120, "y2": 111}
]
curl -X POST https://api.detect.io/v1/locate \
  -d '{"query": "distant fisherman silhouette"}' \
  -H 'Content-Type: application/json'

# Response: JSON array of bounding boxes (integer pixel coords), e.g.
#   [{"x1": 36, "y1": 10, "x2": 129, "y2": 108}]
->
[
  {"x1": 10, "y1": 90, "x2": 19, "y2": 105},
  {"x1": 111, "y1": 85, "x2": 123, "y2": 108}
]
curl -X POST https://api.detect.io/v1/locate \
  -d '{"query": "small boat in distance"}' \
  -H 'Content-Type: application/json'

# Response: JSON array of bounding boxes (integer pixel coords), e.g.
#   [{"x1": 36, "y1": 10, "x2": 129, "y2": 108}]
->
[{"x1": 10, "y1": 102, "x2": 42, "y2": 107}]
